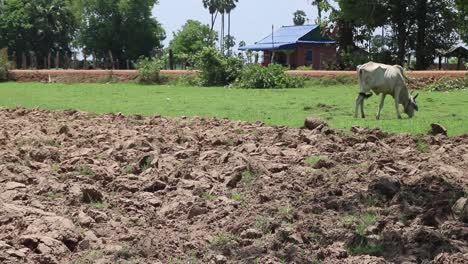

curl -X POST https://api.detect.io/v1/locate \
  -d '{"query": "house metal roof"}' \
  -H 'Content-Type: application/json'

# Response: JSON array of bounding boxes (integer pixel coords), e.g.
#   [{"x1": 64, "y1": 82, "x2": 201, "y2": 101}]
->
[{"x1": 239, "y1": 25, "x2": 336, "y2": 51}]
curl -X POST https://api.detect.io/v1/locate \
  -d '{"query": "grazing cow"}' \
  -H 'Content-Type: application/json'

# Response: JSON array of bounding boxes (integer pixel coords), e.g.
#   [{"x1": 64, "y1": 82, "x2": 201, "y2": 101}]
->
[{"x1": 355, "y1": 61, "x2": 419, "y2": 120}]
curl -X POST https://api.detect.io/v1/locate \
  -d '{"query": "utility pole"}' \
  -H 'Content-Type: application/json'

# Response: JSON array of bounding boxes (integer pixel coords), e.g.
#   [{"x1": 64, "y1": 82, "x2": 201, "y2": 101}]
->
[{"x1": 271, "y1": 24, "x2": 275, "y2": 64}]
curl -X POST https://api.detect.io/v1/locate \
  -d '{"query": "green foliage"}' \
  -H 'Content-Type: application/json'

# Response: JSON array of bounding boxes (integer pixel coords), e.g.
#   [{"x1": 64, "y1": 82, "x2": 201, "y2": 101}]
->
[
  {"x1": 135, "y1": 57, "x2": 162, "y2": 84},
  {"x1": 79, "y1": 165, "x2": 94, "y2": 176},
  {"x1": 201, "y1": 192, "x2": 217, "y2": 201},
  {"x1": 0, "y1": 48, "x2": 9, "y2": 82},
  {"x1": 416, "y1": 138, "x2": 429, "y2": 153},
  {"x1": 194, "y1": 47, "x2": 243, "y2": 86},
  {"x1": 169, "y1": 20, "x2": 217, "y2": 67},
  {"x1": 346, "y1": 238, "x2": 384, "y2": 256},
  {"x1": 234, "y1": 64, "x2": 305, "y2": 89},
  {"x1": 293, "y1": 10, "x2": 307, "y2": 26},
  {"x1": 305, "y1": 155, "x2": 325, "y2": 167},
  {"x1": 426, "y1": 76, "x2": 468, "y2": 92},
  {"x1": 230, "y1": 192, "x2": 243, "y2": 201},
  {"x1": 241, "y1": 170, "x2": 257, "y2": 187},
  {"x1": 78, "y1": 0, "x2": 165, "y2": 67},
  {"x1": 0, "y1": 0, "x2": 77, "y2": 68},
  {"x1": 296, "y1": 66, "x2": 312, "y2": 71},
  {"x1": 308, "y1": 75, "x2": 357, "y2": 87}
]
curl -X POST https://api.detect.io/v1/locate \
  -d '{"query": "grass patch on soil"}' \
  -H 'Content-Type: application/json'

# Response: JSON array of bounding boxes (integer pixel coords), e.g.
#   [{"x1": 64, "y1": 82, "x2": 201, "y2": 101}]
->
[
  {"x1": 0, "y1": 82, "x2": 467, "y2": 135},
  {"x1": 305, "y1": 155, "x2": 326, "y2": 167}
]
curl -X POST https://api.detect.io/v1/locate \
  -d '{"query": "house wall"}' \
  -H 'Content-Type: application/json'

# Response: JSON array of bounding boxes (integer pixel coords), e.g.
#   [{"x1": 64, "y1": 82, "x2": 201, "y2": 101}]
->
[
  {"x1": 261, "y1": 44, "x2": 336, "y2": 69},
  {"x1": 295, "y1": 43, "x2": 336, "y2": 70}
]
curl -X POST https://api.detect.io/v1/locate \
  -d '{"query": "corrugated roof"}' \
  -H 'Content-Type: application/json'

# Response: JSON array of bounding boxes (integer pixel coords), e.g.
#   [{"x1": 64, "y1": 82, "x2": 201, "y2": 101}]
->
[{"x1": 239, "y1": 25, "x2": 335, "y2": 51}]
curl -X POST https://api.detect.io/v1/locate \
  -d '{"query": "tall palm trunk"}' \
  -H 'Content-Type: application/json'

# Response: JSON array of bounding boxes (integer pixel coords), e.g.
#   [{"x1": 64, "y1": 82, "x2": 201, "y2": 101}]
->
[
  {"x1": 221, "y1": 12, "x2": 225, "y2": 53},
  {"x1": 228, "y1": 12, "x2": 231, "y2": 55}
]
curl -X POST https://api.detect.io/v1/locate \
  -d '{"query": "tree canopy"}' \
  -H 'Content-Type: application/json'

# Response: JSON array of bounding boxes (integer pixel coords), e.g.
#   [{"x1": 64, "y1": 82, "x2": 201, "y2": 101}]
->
[
  {"x1": 169, "y1": 20, "x2": 217, "y2": 66},
  {"x1": 0, "y1": 0, "x2": 77, "y2": 67},
  {"x1": 78, "y1": 0, "x2": 165, "y2": 67},
  {"x1": 293, "y1": 10, "x2": 307, "y2": 26}
]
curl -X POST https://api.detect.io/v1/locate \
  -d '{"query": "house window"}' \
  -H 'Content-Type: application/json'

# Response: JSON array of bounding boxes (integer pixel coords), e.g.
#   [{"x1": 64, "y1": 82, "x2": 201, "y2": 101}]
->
[{"x1": 305, "y1": 50, "x2": 313, "y2": 64}]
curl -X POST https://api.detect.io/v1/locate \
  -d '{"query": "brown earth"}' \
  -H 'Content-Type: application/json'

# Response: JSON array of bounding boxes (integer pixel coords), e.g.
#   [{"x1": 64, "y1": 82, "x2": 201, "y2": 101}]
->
[
  {"x1": 0, "y1": 107, "x2": 467, "y2": 264},
  {"x1": 7, "y1": 69, "x2": 467, "y2": 83}
]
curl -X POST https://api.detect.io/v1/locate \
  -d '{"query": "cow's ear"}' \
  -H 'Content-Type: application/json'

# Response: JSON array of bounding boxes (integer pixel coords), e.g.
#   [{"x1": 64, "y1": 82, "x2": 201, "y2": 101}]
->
[{"x1": 414, "y1": 93, "x2": 419, "y2": 100}]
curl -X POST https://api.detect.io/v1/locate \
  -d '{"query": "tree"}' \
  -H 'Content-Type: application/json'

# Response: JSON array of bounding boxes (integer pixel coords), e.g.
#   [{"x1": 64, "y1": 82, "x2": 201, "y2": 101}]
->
[
  {"x1": 78, "y1": 0, "x2": 165, "y2": 68},
  {"x1": 202, "y1": 0, "x2": 238, "y2": 54},
  {"x1": 169, "y1": 20, "x2": 217, "y2": 67},
  {"x1": 224, "y1": 0, "x2": 238, "y2": 55},
  {"x1": 293, "y1": 10, "x2": 307, "y2": 26},
  {"x1": 309, "y1": 0, "x2": 331, "y2": 24},
  {"x1": 456, "y1": 0, "x2": 467, "y2": 43},
  {"x1": 202, "y1": 0, "x2": 220, "y2": 33},
  {"x1": 0, "y1": 0, "x2": 77, "y2": 68}
]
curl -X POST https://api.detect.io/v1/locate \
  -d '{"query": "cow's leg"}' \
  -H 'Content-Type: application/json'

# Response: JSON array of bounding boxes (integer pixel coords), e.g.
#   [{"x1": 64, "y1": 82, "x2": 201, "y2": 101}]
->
[
  {"x1": 376, "y1": 94, "x2": 386, "y2": 120},
  {"x1": 394, "y1": 89, "x2": 402, "y2": 119},
  {"x1": 360, "y1": 97, "x2": 366, "y2": 118},
  {"x1": 355, "y1": 95, "x2": 363, "y2": 118}
]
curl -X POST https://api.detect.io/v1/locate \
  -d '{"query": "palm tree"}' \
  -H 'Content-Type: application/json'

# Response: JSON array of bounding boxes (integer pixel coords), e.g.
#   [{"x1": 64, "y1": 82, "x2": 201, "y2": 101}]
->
[
  {"x1": 293, "y1": 10, "x2": 307, "y2": 25},
  {"x1": 308, "y1": 0, "x2": 331, "y2": 24},
  {"x1": 202, "y1": 0, "x2": 220, "y2": 33},
  {"x1": 224, "y1": 0, "x2": 238, "y2": 55}
]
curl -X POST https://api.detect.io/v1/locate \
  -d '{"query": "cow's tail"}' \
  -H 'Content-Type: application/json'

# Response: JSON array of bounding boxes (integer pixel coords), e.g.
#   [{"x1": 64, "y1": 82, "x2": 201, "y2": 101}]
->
[{"x1": 395, "y1": 65, "x2": 412, "y2": 83}]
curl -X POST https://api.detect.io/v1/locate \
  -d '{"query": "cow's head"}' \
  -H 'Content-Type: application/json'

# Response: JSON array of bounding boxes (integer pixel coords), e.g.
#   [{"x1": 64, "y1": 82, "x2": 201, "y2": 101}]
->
[{"x1": 405, "y1": 93, "x2": 419, "y2": 118}]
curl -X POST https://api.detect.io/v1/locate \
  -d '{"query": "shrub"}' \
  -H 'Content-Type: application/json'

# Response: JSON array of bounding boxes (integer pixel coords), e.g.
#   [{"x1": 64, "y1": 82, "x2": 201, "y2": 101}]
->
[
  {"x1": 426, "y1": 76, "x2": 468, "y2": 92},
  {"x1": 194, "y1": 47, "x2": 243, "y2": 86},
  {"x1": 296, "y1": 66, "x2": 312, "y2": 71},
  {"x1": 0, "y1": 48, "x2": 10, "y2": 82},
  {"x1": 135, "y1": 57, "x2": 163, "y2": 84},
  {"x1": 308, "y1": 75, "x2": 357, "y2": 87},
  {"x1": 234, "y1": 64, "x2": 305, "y2": 89}
]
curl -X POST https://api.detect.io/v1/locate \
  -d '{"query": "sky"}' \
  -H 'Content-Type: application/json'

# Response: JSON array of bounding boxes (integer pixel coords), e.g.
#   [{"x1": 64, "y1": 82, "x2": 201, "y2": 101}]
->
[{"x1": 153, "y1": 0, "x2": 320, "y2": 49}]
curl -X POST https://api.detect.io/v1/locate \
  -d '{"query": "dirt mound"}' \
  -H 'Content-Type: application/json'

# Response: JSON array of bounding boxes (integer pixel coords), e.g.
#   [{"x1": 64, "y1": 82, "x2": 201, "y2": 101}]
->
[{"x1": 0, "y1": 108, "x2": 467, "y2": 263}]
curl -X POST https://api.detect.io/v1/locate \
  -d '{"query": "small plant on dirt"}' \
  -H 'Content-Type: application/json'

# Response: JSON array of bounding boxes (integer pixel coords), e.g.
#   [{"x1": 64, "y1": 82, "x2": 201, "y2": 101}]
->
[
  {"x1": 346, "y1": 239, "x2": 384, "y2": 256},
  {"x1": 138, "y1": 156, "x2": 153, "y2": 172},
  {"x1": 51, "y1": 164, "x2": 60, "y2": 173},
  {"x1": 230, "y1": 192, "x2": 243, "y2": 202},
  {"x1": 305, "y1": 155, "x2": 325, "y2": 167},
  {"x1": 234, "y1": 128, "x2": 245, "y2": 134},
  {"x1": 241, "y1": 169, "x2": 257, "y2": 187},
  {"x1": 210, "y1": 232, "x2": 238, "y2": 251},
  {"x1": 225, "y1": 138, "x2": 236, "y2": 146},
  {"x1": 255, "y1": 217, "x2": 272, "y2": 234},
  {"x1": 359, "y1": 194, "x2": 383, "y2": 207},
  {"x1": 278, "y1": 204, "x2": 292, "y2": 219},
  {"x1": 71, "y1": 250, "x2": 104, "y2": 264},
  {"x1": 91, "y1": 201, "x2": 107, "y2": 210},
  {"x1": 79, "y1": 165, "x2": 94, "y2": 176},
  {"x1": 124, "y1": 165, "x2": 136, "y2": 174},
  {"x1": 342, "y1": 212, "x2": 378, "y2": 236},
  {"x1": 416, "y1": 138, "x2": 429, "y2": 153},
  {"x1": 201, "y1": 192, "x2": 217, "y2": 201},
  {"x1": 47, "y1": 192, "x2": 62, "y2": 199}
]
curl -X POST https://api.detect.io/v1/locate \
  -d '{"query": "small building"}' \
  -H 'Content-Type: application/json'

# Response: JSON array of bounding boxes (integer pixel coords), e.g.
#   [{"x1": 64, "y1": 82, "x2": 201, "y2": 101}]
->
[{"x1": 239, "y1": 25, "x2": 336, "y2": 70}]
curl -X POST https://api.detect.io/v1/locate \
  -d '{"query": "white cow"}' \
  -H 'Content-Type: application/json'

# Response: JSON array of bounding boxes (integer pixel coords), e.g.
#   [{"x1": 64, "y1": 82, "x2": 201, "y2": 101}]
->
[{"x1": 355, "y1": 61, "x2": 419, "y2": 120}]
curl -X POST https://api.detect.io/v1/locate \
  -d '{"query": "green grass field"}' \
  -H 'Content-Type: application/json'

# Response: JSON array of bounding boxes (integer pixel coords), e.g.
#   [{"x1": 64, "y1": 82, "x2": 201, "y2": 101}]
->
[{"x1": 0, "y1": 82, "x2": 467, "y2": 136}]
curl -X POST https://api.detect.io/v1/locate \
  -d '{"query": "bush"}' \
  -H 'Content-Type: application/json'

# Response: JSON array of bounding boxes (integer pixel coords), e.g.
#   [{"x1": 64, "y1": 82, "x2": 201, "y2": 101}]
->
[
  {"x1": 194, "y1": 47, "x2": 243, "y2": 86},
  {"x1": 234, "y1": 64, "x2": 305, "y2": 89},
  {"x1": 308, "y1": 75, "x2": 357, "y2": 87},
  {"x1": 296, "y1": 66, "x2": 312, "y2": 71},
  {"x1": 426, "y1": 76, "x2": 468, "y2": 92},
  {"x1": 135, "y1": 57, "x2": 163, "y2": 84},
  {"x1": 0, "y1": 48, "x2": 10, "y2": 82}
]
